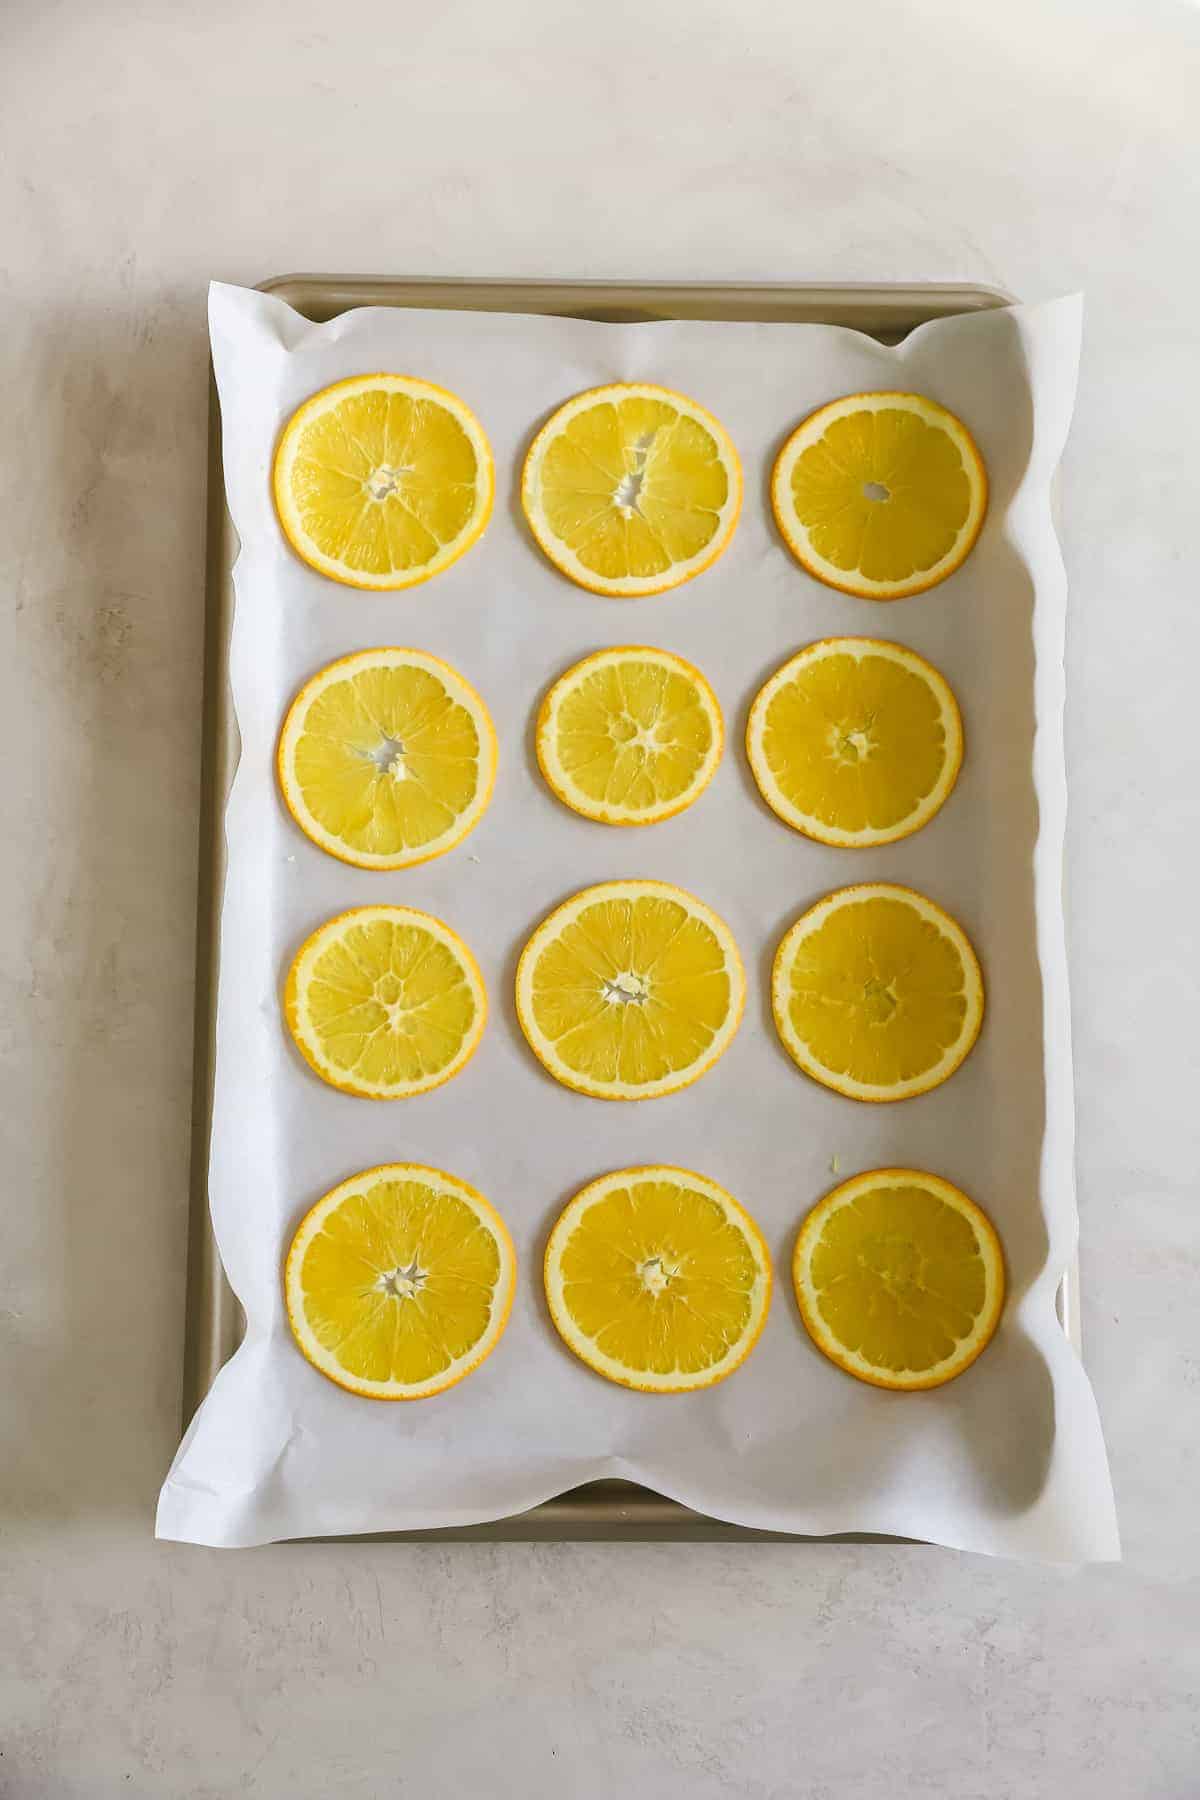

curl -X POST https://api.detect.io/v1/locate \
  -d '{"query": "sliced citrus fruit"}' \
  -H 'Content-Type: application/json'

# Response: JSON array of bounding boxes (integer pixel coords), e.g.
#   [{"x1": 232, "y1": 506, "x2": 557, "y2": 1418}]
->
[
  {"x1": 273, "y1": 374, "x2": 493, "y2": 590},
  {"x1": 536, "y1": 646, "x2": 723, "y2": 826},
  {"x1": 285, "y1": 905, "x2": 485, "y2": 1100},
  {"x1": 521, "y1": 383, "x2": 742, "y2": 596},
  {"x1": 285, "y1": 1163, "x2": 516, "y2": 1399},
  {"x1": 277, "y1": 648, "x2": 496, "y2": 870},
  {"x1": 793, "y1": 1168, "x2": 1005, "y2": 1390},
  {"x1": 515, "y1": 879, "x2": 744, "y2": 1100},
  {"x1": 771, "y1": 391, "x2": 987, "y2": 600},
  {"x1": 746, "y1": 638, "x2": 963, "y2": 847},
  {"x1": 772, "y1": 884, "x2": 984, "y2": 1102},
  {"x1": 544, "y1": 1166, "x2": 771, "y2": 1392}
]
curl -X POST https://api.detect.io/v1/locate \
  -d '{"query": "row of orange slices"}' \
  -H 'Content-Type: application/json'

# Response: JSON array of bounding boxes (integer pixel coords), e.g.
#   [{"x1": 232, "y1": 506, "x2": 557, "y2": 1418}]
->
[
  {"x1": 266, "y1": 370, "x2": 1005, "y2": 1408},
  {"x1": 284, "y1": 883, "x2": 982, "y2": 1108},
  {"x1": 274, "y1": 376, "x2": 987, "y2": 601},
  {"x1": 286, "y1": 1161, "x2": 1004, "y2": 1402},
  {"x1": 279, "y1": 638, "x2": 963, "y2": 858}
]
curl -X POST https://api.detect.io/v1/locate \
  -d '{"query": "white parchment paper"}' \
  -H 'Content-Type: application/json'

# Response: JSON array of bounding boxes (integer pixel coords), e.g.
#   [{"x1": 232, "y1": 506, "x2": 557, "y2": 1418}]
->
[{"x1": 157, "y1": 283, "x2": 1119, "y2": 1559}]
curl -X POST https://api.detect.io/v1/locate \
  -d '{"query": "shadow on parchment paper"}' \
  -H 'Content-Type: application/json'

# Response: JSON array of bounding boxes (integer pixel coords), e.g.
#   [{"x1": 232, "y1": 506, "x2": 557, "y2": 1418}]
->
[
  {"x1": 1, "y1": 292, "x2": 211, "y2": 1526},
  {"x1": 746, "y1": 1277, "x2": 1057, "y2": 1528}
]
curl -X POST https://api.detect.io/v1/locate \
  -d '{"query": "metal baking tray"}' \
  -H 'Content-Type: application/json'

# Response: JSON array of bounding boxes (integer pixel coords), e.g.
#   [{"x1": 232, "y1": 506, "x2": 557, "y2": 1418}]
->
[{"x1": 187, "y1": 275, "x2": 1079, "y2": 1542}]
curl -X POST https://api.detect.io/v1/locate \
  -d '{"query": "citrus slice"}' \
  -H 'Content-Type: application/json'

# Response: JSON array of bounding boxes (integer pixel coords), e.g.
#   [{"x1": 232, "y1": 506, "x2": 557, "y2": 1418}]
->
[
  {"x1": 516, "y1": 880, "x2": 744, "y2": 1100},
  {"x1": 521, "y1": 383, "x2": 742, "y2": 596},
  {"x1": 273, "y1": 374, "x2": 493, "y2": 590},
  {"x1": 285, "y1": 906, "x2": 485, "y2": 1099},
  {"x1": 746, "y1": 638, "x2": 963, "y2": 847},
  {"x1": 771, "y1": 392, "x2": 987, "y2": 600},
  {"x1": 277, "y1": 648, "x2": 496, "y2": 870},
  {"x1": 544, "y1": 1166, "x2": 771, "y2": 1392},
  {"x1": 793, "y1": 1168, "x2": 1005, "y2": 1390},
  {"x1": 285, "y1": 1163, "x2": 516, "y2": 1399},
  {"x1": 772, "y1": 884, "x2": 984, "y2": 1102},
  {"x1": 536, "y1": 646, "x2": 723, "y2": 826}
]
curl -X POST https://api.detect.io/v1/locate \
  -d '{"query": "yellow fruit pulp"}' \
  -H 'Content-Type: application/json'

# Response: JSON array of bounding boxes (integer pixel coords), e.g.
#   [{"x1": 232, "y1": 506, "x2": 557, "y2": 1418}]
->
[
  {"x1": 794, "y1": 1170, "x2": 1004, "y2": 1389},
  {"x1": 287, "y1": 1166, "x2": 514, "y2": 1398},
  {"x1": 748, "y1": 640, "x2": 960, "y2": 845},
  {"x1": 517, "y1": 883, "x2": 743, "y2": 1099},
  {"x1": 774, "y1": 887, "x2": 982, "y2": 1101},
  {"x1": 280, "y1": 651, "x2": 494, "y2": 868},
  {"x1": 274, "y1": 376, "x2": 492, "y2": 588},
  {"x1": 539, "y1": 649, "x2": 721, "y2": 823},
  {"x1": 523, "y1": 385, "x2": 741, "y2": 594},
  {"x1": 287, "y1": 908, "x2": 484, "y2": 1099},
  {"x1": 792, "y1": 409, "x2": 969, "y2": 580},
  {"x1": 772, "y1": 393, "x2": 986, "y2": 599},
  {"x1": 546, "y1": 1168, "x2": 770, "y2": 1390}
]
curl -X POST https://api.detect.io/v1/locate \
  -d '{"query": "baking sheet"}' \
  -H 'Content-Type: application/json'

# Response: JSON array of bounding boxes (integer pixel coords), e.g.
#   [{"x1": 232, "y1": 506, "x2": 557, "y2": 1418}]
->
[{"x1": 157, "y1": 282, "x2": 1118, "y2": 1559}]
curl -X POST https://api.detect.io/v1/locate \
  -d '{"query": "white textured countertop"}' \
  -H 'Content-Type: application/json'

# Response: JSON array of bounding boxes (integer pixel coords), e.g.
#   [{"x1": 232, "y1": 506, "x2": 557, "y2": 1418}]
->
[{"x1": 2, "y1": 1, "x2": 1198, "y2": 1794}]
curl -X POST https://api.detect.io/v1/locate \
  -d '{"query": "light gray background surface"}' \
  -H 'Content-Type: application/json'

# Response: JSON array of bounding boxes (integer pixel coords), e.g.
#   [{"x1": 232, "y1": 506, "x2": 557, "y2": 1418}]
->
[{"x1": 1, "y1": 0, "x2": 1197, "y2": 1794}]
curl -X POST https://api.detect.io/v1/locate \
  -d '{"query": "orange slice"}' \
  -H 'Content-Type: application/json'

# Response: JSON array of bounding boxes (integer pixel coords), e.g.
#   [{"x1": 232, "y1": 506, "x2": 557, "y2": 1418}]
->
[
  {"x1": 515, "y1": 880, "x2": 744, "y2": 1100},
  {"x1": 772, "y1": 884, "x2": 984, "y2": 1102},
  {"x1": 772, "y1": 392, "x2": 987, "y2": 599},
  {"x1": 273, "y1": 374, "x2": 492, "y2": 589},
  {"x1": 286, "y1": 1163, "x2": 515, "y2": 1399},
  {"x1": 277, "y1": 648, "x2": 496, "y2": 871},
  {"x1": 521, "y1": 384, "x2": 742, "y2": 596},
  {"x1": 793, "y1": 1168, "x2": 1005, "y2": 1390},
  {"x1": 536, "y1": 646, "x2": 723, "y2": 825},
  {"x1": 544, "y1": 1166, "x2": 771, "y2": 1391},
  {"x1": 285, "y1": 906, "x2": 485, "y2": 1100},
  {"x1": 746, "y1": 638, "x2": 962, "y2": 847}
]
